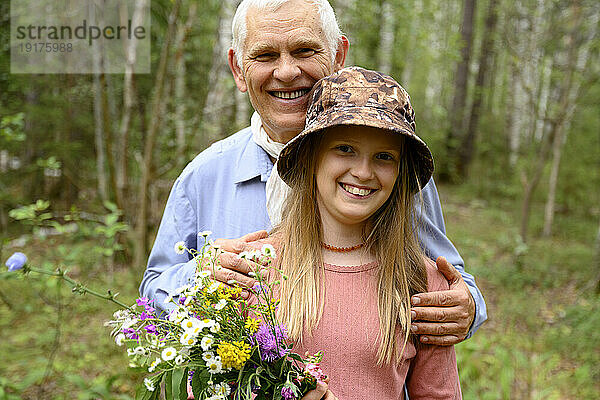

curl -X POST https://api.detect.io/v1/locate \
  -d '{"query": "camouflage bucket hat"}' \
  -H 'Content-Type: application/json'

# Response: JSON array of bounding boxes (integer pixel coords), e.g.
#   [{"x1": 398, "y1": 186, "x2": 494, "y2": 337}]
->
[{"x1": 277, "y1": 66, "x2": 434, "y2": 192}]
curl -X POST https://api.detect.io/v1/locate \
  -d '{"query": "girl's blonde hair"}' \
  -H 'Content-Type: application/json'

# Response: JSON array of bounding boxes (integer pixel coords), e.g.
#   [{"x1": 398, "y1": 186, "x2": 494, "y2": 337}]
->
[{"x1": 275, "y1": 132, "x2": 428, "y2": 365}]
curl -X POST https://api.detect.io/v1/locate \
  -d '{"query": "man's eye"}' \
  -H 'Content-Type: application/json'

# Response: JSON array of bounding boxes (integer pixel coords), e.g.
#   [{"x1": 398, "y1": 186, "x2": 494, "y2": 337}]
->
[
  {"x1": 296, "y1": 48, "x2": 317, "y2": 57},
  {"x1": 253, "y1": 53, "x2": 276, "y2": 61}
]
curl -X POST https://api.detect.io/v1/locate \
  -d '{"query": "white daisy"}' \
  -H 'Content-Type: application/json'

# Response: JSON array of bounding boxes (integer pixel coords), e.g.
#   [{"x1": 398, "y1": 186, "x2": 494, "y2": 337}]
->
[
  {"x1": 202, "y1": 351, "x2": 215, "y2": 362},
  {"x1": 168, "y1": 309, "x2": 186, "y2": 324},
  {"x1": 261, "y1": 244, "x2": 276, "y2": 258},
  {"x1": 197, "y1": 270, "x2": 211, "y2": 279},
  {"x1": 115, "y1": 333, "x2": 126, "y2": 346},
  {"x1": 133, "y1": 346, "x2": 146, "y2": 355},
  {"x1": 214, "y1": 382, "x2": 231, "y2": 397},
  {"x1": 175, "y1": 284, "x2": 190, "y2": 295},
  {"x1": 200, "y1": 335, "x2": 214, "y2": 351},
  {"x1": 175, "y1": 354, "x2": 185, "y2": 365},
  {"x1": 209, "y1": 322, "x2": 221, "y2": 333},
  {"x1": 214, "y1": 299, "x2": 227, "y2": 311},
  {"x1": 198, "y1": 230, "x2": 212, "y2": 237},
  {"x1": 186, "y1": 325, "x2": 202, "y2": 336},
  {"x1": 181, "y1": 318, "x2": 200, "y2": 331},
  {"x1": 207, "y1": 282, "x2": 221, "y2": 294},
  {"x1": 180, "y1": 331, "x2": 197, "y2": 347},
  {"x1": 206, "y1": 358, "x2": 223, "y2": 374},
  {"x1": 144, "y1": 377, "x2": 155, "y2": 391},
  {"x1": 161, "y1": 347, "x2": 177, "y2": 361},
  {"x1": 174, "y1": 241, "x2": 186, "y2": 255}
]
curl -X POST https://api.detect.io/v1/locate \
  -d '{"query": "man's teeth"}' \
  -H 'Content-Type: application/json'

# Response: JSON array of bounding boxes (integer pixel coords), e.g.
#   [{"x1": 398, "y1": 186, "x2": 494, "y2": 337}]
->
[
  {"x1": 342, "y1": 184, "x2": 372, "y2": 196},
  {"x1": 272, "y1": 89, "x2": 308, "y2": 99}
]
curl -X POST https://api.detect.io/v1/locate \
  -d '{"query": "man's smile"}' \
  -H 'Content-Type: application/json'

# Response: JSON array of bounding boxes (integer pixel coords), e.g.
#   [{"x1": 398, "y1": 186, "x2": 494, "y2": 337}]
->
[{"x1": 269, "y1": 88, "x2": 310, "y2": 99}]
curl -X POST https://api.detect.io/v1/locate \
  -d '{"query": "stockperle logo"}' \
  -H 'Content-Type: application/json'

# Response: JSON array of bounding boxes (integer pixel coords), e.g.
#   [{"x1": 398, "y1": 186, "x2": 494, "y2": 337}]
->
[{"x1": 11, "y1": 0, "x2": 150, "y2": 74}]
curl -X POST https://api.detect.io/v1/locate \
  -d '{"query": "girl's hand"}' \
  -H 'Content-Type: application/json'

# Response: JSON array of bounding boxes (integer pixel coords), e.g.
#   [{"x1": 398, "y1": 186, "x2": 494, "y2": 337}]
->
[{"x1": 301, "y1": 378, "x2": 338, "y2": 400}]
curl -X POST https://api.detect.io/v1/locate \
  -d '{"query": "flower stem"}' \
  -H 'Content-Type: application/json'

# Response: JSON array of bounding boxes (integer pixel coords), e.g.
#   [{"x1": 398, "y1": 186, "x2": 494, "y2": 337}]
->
[{"x1": 23, "y1": 266, "x2": 129, "y2": 308}]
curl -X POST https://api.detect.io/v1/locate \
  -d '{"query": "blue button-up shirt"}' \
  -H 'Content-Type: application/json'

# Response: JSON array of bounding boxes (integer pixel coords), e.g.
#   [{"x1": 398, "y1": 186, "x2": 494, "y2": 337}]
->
[{"x1": 140, "y1": 127, "x2": 487, "y2": 338}]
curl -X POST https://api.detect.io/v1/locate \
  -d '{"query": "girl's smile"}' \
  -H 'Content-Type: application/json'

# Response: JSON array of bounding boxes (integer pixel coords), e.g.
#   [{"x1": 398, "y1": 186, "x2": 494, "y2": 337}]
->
[{"x1": 315, "y1": 125, "x2": 403, "y2": 230}]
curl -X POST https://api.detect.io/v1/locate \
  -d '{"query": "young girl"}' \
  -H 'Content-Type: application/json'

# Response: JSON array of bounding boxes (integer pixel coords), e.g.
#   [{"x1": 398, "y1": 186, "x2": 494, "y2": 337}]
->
[{"x1": 271, "y1": 66, "x2": 461, "y2": 400}]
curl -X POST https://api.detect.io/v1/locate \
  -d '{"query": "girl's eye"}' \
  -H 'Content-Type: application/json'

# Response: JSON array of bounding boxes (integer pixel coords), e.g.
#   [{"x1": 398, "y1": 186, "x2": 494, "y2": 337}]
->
[
  {"x1": 376, "y1": 152, "x2": 395, "y2": 161},
  {"x1": 335, "y1": 145, "x2": 353, "y2": 153}
]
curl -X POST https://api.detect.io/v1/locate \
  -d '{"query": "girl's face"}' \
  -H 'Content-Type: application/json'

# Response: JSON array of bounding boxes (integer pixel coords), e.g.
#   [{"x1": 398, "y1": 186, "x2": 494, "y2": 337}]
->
[{"x1": 315, "y1": 126, "x2": 402, "y2": 229}]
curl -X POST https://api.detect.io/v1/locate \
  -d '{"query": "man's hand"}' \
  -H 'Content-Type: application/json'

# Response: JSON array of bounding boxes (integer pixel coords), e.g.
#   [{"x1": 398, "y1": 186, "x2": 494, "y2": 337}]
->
[
  {"x1": 410, "y1": 256, "x2": 475, "y2": 346},
  {"x1": 208, "y1": 230, "x2": 270, "y2": 298}
]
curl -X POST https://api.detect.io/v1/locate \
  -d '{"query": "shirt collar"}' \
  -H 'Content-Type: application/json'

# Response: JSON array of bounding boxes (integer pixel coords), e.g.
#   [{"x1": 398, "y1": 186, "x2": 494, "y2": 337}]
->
[{"x1": 233, "y1": 130, "x2": 274, "y2": 184}]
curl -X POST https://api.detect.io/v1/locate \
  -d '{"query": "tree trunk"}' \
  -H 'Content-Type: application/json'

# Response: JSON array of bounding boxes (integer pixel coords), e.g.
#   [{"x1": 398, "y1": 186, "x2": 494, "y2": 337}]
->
[
  {"x1": 173, "y1": 3, "x2": 196, "y2": 170},
  {"x1": 133, "y1": 0, "x2": 182, "y2": 269},
  {"x1": 91, "y1": 4, "x2": 108, "y2": 201},
  {"x1": 520, "y1": 4, "x2": 582, "y2": 242},
  {"x1": 456, "y1": 0, "x2": 499, "y2": 178},
  {"x1": 543, "y1": 7, "x2": 597, "y2": 236},
  {"x1": 442, "y1": 0, "x2": 476, "y2": 181},
  {"x1": 116, "y1": 0, "x2": 147, "y2": 207},
  {"x1": 332, "y1": 0, "x2": 356, "y2": 66},
  {"x1": 201, "y1": 0, "x2": 237, "y2": 146},
  {"x1": 377, "y1": 1, "x2": 394, "y2": 74}
]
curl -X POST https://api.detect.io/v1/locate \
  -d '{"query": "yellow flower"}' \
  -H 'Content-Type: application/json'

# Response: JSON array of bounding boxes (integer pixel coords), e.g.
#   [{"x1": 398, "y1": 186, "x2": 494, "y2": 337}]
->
[
  {"x1": 228, "y1": 286, "x2": 243, "y2": 296},
  {"x1": 244, "y1": 317, "x2": 260, "y2": 334},
  {"x1": 217, "y1": 341, "x2": 251, "y2": 370},
  {"x1": 218, "y1": 288, "x2": 232, "y2": 300}
]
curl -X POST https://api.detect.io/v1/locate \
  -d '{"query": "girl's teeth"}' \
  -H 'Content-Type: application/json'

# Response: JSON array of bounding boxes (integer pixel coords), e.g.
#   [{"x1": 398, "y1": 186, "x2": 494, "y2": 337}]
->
[{"x1": 343, "y1": 184, "x2": 371, "y2": 196}]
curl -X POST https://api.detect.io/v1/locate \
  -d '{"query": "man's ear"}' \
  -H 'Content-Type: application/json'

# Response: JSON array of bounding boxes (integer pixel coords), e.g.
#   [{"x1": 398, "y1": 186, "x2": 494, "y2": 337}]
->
[
  {"x1": 333, "y1": 35, "x2": 350, "y2": 71},
  {"x1": 228, "y1": 48, "x2": 247, "y2": 92}
]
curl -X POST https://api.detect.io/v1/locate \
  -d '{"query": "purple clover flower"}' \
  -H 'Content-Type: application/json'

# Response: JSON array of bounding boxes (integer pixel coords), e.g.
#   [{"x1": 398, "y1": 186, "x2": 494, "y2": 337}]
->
[
  {"x1": 281, "y1": 386, "x2": 297, "y2": 400},
  {"x1": 5, "y1": 252, "x2": 27, "y2": 271},
  {"x1": 179, "y1": 296, "x2": 187, "y2": 305},
  {"x1": 144, "y1": 324, "x2": 157, "y2": 334},
  {"x1": 136, "y1": 297, "x2": 149, "y2": 307},
  {"x1": 251, "y1": 323, "x2": 289, "y2": 362},
  {"x1": 122, "y1": 328, "x2": 139, "y2": 340},
  {"x1": 139, "y1": 311, "x2": 152, "y2": 320}
]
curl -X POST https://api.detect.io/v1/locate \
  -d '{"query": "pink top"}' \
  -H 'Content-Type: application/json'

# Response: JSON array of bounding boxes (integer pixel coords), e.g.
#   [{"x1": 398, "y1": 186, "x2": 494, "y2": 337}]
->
[
  {"x1": 246, "y1": 237, "x2": 461, "y2": 399},
  {"x1": 291, "y1": 259, "x2": 462, "y2": 400}
]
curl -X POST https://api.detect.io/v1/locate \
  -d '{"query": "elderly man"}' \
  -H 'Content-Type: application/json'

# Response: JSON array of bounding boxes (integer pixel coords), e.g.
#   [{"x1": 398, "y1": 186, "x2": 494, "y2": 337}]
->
[{"x1": 140, "y1": 0, "x2": 486, "y2": 352}]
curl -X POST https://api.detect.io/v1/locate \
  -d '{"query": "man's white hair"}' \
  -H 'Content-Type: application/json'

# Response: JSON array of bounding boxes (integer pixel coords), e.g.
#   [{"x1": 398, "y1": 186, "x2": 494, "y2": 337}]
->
[{"x1": 231, "y1": 0, "x2": 343, "y2": 68}]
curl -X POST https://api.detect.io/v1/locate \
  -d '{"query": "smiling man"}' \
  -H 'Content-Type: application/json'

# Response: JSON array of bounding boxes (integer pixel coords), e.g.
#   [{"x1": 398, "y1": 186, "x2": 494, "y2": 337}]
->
[{"x1": 140, "y1": 0, "x2": 486, "y2": 352}]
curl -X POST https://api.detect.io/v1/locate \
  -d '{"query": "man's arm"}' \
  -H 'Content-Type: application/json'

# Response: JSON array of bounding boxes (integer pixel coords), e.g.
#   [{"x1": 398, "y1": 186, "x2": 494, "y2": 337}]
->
[
  {"x1": 139, "y1": 176, "x2": 263, "y2": 315},
  {"x1": 139, "y1": 178, "x2": 200, "y2": 315},
  {"x1": 411, "y1": 178, "x2": 487, "y2": 344}
]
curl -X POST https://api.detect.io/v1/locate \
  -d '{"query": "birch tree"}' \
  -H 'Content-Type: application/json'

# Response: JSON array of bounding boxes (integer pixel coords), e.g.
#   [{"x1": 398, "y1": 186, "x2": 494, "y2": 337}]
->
[
  {"x1": 133, "y1": 0, "x2": 182, "y2": 268},
  {"x1": 543, "y1": 6, "x2": 598, "y2": 236},
  {"x1": 456, "y1": 0, "x2": 499, "y2": 178},
  {"x1": 443, "y1": 0, "x2": 476, "y2": 180},
  {"x1": 201, "y1": 0, "x2": 238, "y2": 146},
  {"x1": 377, "y1": 1, "x2": 394, "y2": 74}
]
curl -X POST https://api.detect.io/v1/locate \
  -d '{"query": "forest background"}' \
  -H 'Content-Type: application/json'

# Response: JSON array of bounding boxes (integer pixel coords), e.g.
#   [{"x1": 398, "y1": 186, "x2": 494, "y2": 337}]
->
[{"x1": 1, "y1": 0, "x2": 599, "y2": 398}]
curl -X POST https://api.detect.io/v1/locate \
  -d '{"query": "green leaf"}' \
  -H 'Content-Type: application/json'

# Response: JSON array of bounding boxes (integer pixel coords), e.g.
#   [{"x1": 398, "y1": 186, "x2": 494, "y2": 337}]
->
[
  {"x1": 165, "y1": 370, "x2": 173, "y2": 400},
  {"x1": 191, "y1": 369, "x2": 202, "y2": 399},
  {"x1": 178, "y1": 367, "x2": 189, "y2": 400}
]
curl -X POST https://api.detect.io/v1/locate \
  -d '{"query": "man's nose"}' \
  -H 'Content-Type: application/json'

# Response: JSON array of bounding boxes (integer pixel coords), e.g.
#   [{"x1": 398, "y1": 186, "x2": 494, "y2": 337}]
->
[{"x1": 273, "y1": 53, "x2": 301, "y2": 82}]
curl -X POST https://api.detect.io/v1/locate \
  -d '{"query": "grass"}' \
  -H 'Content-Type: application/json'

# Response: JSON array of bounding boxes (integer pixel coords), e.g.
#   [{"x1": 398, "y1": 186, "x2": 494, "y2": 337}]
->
[{"x1": 0, "y1": 184, "x2": 598, "y2": 399}]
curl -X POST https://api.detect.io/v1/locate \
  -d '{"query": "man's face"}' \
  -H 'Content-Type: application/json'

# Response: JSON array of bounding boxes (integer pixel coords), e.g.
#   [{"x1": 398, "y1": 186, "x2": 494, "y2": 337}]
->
[{"x1": 229, "y1": 0, "x2": 347, "y2": 143}]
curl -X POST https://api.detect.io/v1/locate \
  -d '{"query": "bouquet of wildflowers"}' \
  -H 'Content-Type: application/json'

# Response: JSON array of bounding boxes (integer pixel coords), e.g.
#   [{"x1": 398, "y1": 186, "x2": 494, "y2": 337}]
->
[{"x1": 106, "y1": 233, "x2": 326, "y2": 400}]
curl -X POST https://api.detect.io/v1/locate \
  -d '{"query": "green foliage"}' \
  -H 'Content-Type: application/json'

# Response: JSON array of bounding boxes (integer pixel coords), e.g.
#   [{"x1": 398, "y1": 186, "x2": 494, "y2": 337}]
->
[{"x1": 0, "y1": 113, "x2": 25, "y2": 142}]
